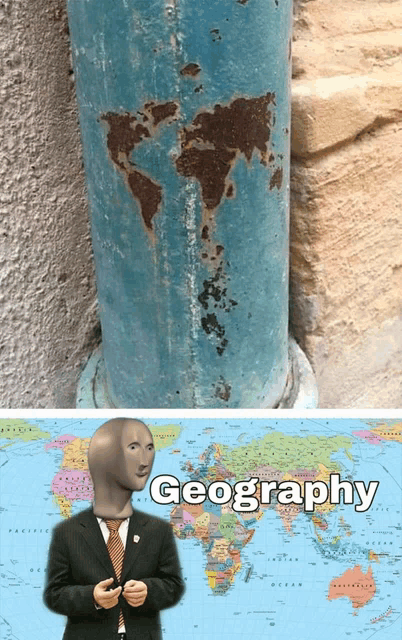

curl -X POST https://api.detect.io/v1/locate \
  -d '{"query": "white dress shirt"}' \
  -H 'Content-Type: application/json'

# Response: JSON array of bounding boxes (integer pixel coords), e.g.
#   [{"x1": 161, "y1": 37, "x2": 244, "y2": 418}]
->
[{"x1": 95, "y1": 517, "x2": 130, "y2": 633}]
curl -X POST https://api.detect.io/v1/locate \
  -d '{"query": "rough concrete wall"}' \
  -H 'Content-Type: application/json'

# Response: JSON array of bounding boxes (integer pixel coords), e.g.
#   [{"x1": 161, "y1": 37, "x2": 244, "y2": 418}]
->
[
  {"x1": 290, "y1": 0, "x2": 402, "y2": 407},
  {"x1": 0, "y1": 0, "x2": 98, "y2": 407}
]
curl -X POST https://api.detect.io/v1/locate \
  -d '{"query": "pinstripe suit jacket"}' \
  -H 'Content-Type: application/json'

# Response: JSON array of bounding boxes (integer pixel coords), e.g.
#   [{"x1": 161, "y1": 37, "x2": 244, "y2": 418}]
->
[{"x1": 43, "y1": 508, "x2": 185, "y2": 640}]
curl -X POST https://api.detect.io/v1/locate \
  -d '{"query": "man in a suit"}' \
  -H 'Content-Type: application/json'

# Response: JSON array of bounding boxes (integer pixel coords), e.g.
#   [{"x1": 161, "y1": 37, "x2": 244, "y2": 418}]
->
[{"x1": 43, "y1": 418, "x2": 185, "y2": 640}]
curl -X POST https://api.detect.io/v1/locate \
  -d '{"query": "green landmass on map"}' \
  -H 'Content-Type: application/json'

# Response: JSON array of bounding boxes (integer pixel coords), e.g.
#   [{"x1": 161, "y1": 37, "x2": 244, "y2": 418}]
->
[
  {"x1": 149, "y1": 424, "x2": 181, "y2": 450},
  {"x1": 219, "y1": 433, "x2": 353, "y2": 478},
  {"x1": 0, "y1": 420, "x2": 50, "y2": 446}
]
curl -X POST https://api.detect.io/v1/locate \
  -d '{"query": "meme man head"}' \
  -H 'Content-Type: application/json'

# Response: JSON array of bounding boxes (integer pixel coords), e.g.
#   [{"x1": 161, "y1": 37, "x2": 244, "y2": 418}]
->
[{"x1": 88, "y1": 418, "x2": 155, "y2": 518}]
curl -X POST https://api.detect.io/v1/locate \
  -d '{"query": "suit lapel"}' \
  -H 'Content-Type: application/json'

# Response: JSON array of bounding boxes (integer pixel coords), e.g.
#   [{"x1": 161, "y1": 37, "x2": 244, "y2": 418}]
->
[
  {"x1": 78, "y1": 508, "x2": 117, "y2": 581},
  {"x1": 121, "y1": 509, "x2": 150, "y2": 584}
]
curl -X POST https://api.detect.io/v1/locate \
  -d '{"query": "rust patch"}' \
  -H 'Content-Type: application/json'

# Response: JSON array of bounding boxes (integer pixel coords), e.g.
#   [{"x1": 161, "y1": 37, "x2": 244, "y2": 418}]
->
[
  {"x1": 175, "y1": 92, "x2": 276, "y2": 263},
  {"x1": 226, "y1": 184, "x2": 234, "y2": 198},
  {"x1": 197, "y1": 263, "x2": 238, "y2": 355},
  {"x1": 216, "y1": 342, "x2": 228, "y2": 357},
  {"x1": 214, "y1": 376, "x2": 231, "y2": 402},
  {"x1": 127, "y1": 171, "x2": 162, "y2": 230},
  {"x1": 101, "y1": 102, "x2": 178, "y2": 233},
  {"x1": 236, "y1": 0, "x2": 249, "y2": 4},
  {"x1": 210, "y1": 28, "x2": 222, "y2": 42},
  {"x1": 144, "y1": 101, "x2": 178, "y2": 127},
  {"x1": 198, "y1": 267, "x2": 227, "y2": 310},
  {"x1": 201, "y1": 313, "x2": 228, "y2": 356},
  {"x1": 269, "y1": 167, "x2": 283, "y2": 191},
  {"x1": 194, "y1": 85, "x2": 203, "y2": 93},
  {"x1": 177, "y1": 146, "x2": 236, "y2": 210},
  {"x1": 180, "y1": 63, "x2": 201, "y2": 77},
  {"x1": 201, "y1": 313, "x2": 224, "y2": 337},
  {"x1": 175, "y1": 92, "x2": 276, "y2": 357},
  {"x1": 101, "y1": 114, "x2": 150, "y2": 170},
  {"x1": 178, "y1": 94, "x2": 275, "y2": 166}
]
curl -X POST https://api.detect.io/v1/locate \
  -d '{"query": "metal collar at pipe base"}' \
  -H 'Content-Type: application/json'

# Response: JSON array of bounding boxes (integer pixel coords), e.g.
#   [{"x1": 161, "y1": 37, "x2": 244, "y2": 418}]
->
[
  {"x1": 275, "y1": 337, "x2": 318, "y2": 408},
  {"x1": 76, "y1": 337, "x2": 318, "y2": 409}
]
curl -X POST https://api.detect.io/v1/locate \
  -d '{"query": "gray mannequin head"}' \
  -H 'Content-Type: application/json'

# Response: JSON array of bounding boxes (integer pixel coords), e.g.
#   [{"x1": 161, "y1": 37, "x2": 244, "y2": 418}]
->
[{"x1": 88, "y1": 418, "x2": 155, "y2": 518}]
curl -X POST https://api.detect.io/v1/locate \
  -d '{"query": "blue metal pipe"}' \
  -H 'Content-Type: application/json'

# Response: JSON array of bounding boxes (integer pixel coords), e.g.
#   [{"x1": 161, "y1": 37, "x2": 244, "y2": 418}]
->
[{"x1": 68, "y1": 0, "x2": 293, "y2": 407}]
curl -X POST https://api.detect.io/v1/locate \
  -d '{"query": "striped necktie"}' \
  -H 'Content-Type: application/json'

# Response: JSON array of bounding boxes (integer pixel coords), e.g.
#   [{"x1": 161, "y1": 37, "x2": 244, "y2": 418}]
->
[{"x1": 105, "y1": 519, "x2": 125, "y2": 629}]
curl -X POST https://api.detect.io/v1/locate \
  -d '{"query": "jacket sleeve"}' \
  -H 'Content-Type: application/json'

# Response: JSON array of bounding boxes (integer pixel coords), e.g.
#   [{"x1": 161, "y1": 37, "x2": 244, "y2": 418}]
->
[
  {"x1": 43, "y1": 523, "x2": 108, "y2": 618},
  {"x1": 139, "y1": 523, "x2": 185, "y2": 612}
]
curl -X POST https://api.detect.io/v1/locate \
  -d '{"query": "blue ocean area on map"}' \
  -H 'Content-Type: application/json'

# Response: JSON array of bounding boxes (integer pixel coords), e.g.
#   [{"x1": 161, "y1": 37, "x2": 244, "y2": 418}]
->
[{"x1": 0, "y1": 418, "x2": 401, "y2": 640}]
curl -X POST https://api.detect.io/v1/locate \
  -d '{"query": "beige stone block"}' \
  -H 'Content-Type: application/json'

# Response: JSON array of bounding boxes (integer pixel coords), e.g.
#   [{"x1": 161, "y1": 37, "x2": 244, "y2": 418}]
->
[
  {"x1": 304, "y1": 317, "x2": 402, "y2": 408},
  {"x1": 290, "y1": 122, "x2": 402, "y2": 407},
  {"x1": 291, "y1": 69, "x2": 402, "y2": 157},
  {"x1": 292, "y1": 31, "x2": 402, "y2": 80},
  {"x1": 294, "y1": 0, "x2": 402, "y2": 41}
]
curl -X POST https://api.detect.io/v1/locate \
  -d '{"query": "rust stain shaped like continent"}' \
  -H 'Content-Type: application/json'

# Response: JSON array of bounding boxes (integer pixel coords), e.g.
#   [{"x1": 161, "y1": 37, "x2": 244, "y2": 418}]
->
[
  {"x1": 176, "y1": 146, "x2": 236, "y2": 210},
  {"x1": 101, "y1": 113, "x2": 150, "y2": 170},
  {"x1": 127, "y1": 171, "x2": 162, "y2": 231},
  {"x1": 101, "y1": 102, "x2": 178, "y2": 232},
  {"x1": 184, "y1": 93, "x2": 275, "y2": 161},
  {"x1": 176, "y1": 93, "x2": 276, "y2": 216}
]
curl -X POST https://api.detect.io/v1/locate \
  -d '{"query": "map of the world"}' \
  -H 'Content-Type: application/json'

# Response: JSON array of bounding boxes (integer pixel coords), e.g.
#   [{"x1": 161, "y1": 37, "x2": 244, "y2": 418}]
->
[{"x1": 0, "y1": 417, "x2": 401, "y2": 640}]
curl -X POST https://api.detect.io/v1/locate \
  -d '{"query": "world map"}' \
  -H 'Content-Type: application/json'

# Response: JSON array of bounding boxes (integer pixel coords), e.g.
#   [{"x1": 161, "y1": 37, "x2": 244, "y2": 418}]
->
[{"x1": 0, "y1": 418, "x2": 401, "y2": 640}]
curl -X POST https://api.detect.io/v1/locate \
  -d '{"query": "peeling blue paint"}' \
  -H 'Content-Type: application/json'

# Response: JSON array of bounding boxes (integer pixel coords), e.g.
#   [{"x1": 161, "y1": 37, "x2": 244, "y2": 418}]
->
[{"x1": 68, "y1": 0, "x2": 293, "y2": 407}]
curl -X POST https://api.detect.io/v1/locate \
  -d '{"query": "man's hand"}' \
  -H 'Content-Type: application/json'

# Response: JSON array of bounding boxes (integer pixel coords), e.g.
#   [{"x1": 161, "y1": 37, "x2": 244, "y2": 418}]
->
[
  {"x1": 93, "y1": 577, "x2": 122, "y2": 609},
  {"x1": 122, "y1": 580, "x2": 148, "y2": 607}
]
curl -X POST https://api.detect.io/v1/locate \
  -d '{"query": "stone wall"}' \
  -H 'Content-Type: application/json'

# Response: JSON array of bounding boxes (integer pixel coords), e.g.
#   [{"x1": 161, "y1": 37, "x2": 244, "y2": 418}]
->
[{"x1": 290, "y1": 0, "x2": 402, "y2": 407}]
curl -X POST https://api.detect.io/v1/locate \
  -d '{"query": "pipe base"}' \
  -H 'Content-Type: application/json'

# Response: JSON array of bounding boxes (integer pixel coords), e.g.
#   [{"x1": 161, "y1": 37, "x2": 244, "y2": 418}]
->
[{"x1": 76, "y1": 337, "x2": 318, "y2": 408}]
